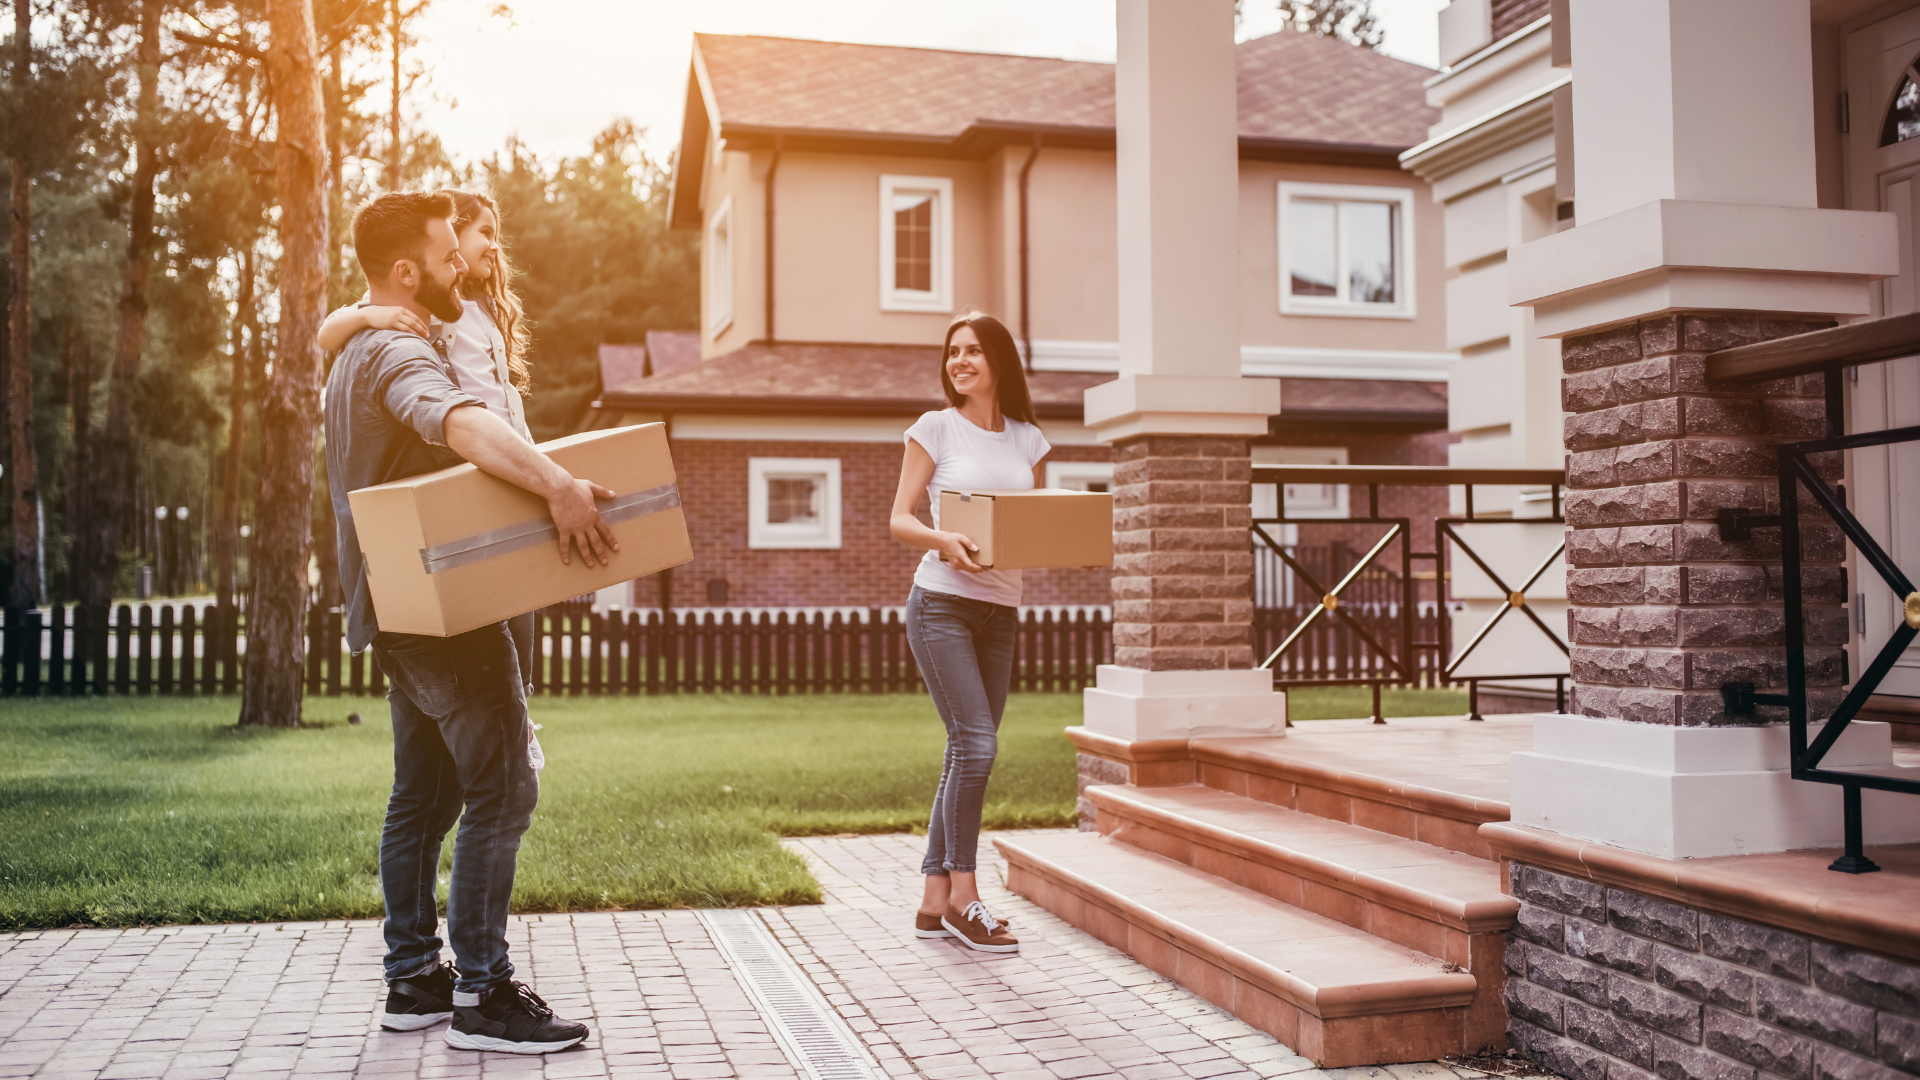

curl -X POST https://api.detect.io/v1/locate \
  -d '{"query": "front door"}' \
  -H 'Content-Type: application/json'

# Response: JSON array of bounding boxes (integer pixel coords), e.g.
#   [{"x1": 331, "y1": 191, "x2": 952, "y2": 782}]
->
[{"x1": 1845, "y1": 7, "x2": 1920, "y2": 697}]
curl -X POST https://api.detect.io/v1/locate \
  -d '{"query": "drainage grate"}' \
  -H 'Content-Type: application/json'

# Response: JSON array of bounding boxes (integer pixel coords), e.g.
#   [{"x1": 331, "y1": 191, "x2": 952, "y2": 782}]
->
[{"x1": 696, "y1": 908, "x2": 884, "y2": 1080}]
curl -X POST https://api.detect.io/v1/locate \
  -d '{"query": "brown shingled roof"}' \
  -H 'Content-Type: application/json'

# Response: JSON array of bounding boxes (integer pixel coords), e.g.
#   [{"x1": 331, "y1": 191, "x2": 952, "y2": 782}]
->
[
  {"x1": 597, "y1": 342, "x2": 1445, "y2": 431},
  {"x1": 673, "y1": 32, "x2": 1438, "y2": 227},
  {"x1": 598, "y1": 341, "x2": 1110, "y2": 421},
  {"x1": 695, "y1": 31, "x2": 1434, "y2": 149}
]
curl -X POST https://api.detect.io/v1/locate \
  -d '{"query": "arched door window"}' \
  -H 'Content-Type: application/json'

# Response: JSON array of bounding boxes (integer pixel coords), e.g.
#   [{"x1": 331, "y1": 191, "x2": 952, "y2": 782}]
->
[{"x1": 1880, "y1": 62, "x2": 1920, "y2": 146}]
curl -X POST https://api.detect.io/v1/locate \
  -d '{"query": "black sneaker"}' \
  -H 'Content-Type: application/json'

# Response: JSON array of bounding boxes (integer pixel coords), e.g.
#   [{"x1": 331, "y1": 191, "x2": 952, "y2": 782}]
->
[
  {"x1": 381, "y1": 961, "x2": 456, "y2": 1031},
  {"x1": 446, "y1": 980, "x2": 589, "y2": 1054}
]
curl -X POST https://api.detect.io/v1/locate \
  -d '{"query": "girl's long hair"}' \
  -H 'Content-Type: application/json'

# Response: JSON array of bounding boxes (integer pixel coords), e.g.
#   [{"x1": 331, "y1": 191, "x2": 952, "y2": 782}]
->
[
  {"x1": 443, "y1": 189, "x2": 532, "y2": 396},
  {"x1": 940, "y1": 311, "x2": 1036, "y2": 426}
]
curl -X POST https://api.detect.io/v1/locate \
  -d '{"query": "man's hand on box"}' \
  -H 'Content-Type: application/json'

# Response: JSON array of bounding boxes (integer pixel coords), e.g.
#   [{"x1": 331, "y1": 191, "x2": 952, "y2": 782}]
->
[
  {"x1": 548, "y1": 478, "x2": 621, "y2": 567},
  {"x1": 937, "y1": 531, "x2": 985, "y2": 573}
]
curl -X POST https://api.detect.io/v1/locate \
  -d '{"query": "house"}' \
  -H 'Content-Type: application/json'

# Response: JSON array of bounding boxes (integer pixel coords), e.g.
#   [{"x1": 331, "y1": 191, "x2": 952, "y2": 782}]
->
[
  {"x1": 590, "y1": 30, "x2": 1455, "y2": 612},
  {"x1": 977, "y1": 0, "x2": 1920, "y2": 1070}
]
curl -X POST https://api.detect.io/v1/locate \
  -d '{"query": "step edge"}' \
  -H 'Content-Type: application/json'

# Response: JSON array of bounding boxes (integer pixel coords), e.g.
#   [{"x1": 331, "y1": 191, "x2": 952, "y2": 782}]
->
[
  {"x1": 993, "y1": 835, "x2": 1480, "y2": 1020},
  {"x1": 1088, "y1": 785, "x2": 1519, "y2": 934},
  {"x1": 1191, "y1": 738, "x2": 1511, "y2": 824}
]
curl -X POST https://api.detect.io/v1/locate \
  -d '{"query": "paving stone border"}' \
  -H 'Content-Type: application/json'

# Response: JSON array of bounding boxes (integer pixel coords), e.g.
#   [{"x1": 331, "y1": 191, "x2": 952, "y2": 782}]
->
[{"x1": 0, "y1": 830, "x2": 1517, "y2": 1080}]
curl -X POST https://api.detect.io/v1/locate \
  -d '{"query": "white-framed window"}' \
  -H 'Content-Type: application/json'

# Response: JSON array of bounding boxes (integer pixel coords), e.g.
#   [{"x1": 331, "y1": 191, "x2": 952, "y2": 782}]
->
[
  {"x1": 1277, "y1": 182, "x2": 1415, "y2": 319},
  {"x1": 879, "y1": 174, "x2": 954, "y2": 313},
  {"x1": 748, "y1": 457, "x2": 841, "y2": 550},
  {"x1": 1252, "y1": 446, "x2": 1349, "y2": 520},
  {"x1": 707, "y1": 197, "x2": 733, "y2": 334},
  {"x1": 1045, "y1": 461, "x2": 1114, "y2": 493}
]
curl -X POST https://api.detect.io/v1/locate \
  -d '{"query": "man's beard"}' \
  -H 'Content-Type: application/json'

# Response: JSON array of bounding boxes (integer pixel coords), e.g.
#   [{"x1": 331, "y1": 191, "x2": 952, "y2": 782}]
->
[{"x1": 415, "y1": 271, "x2": 465, "y2": 323}]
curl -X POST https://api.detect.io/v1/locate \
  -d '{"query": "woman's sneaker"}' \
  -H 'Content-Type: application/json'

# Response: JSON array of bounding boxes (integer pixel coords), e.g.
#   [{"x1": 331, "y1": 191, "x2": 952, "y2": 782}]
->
[
  {"x1": 914, "y1": 911, "x2": 951, "y2": 939},
  {"x1": 446, "y1": 981, "x2": 589, "y2": 1054},
  {"x1": 381, "y1": 961, "x2": 456, "y2": 1031},
  {"x1": 942, "y1": 901, "x2": 1019, "y2": 954}
]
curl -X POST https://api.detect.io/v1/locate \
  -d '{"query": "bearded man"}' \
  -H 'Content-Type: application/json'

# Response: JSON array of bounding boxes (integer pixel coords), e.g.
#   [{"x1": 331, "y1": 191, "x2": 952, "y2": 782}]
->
[{"x1": 323, "y1": 191, "x2": 611, "y2": 1054}]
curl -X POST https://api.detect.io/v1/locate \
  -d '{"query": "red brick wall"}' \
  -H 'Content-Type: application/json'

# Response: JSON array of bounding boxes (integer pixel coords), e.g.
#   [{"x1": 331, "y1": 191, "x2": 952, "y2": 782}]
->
[{"x1": 636, "y1": 438, "x2": 1115, "y2": 610}]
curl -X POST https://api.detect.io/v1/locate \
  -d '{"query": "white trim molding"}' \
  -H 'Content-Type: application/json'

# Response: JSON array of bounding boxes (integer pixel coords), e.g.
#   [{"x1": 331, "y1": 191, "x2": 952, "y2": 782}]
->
[
  {"x1": 1045, "y1": 461, "x2": 1115, "y2": 492},
  {"x1": 747, "y1": 457, "x2": 842, "y2": 550},
  {"x1": 706, "y1": 196, "x2": 734, "y2": 335},
  {"x1": 1028, "y1": 339, "x2": 1452, "y2": 381},
  {"x1": 878, "y1": 174, "x2": 954, "y2": 314},
  {"x1": 1277, "y1": 181, "x2": 1418, "y2": 320}
]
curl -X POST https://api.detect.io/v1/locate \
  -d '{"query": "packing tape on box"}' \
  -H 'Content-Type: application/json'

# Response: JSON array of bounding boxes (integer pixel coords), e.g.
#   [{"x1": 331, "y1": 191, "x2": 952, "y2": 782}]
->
[{"x1": 418, "y1": 483, "x2": 682, "y2": 574}]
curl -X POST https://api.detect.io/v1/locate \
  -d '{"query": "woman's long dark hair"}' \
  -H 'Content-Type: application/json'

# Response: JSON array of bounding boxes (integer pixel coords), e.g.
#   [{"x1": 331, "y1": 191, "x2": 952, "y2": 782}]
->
[{"x1": 939, "y1": 311, "x2": 1036, "y2": 425}]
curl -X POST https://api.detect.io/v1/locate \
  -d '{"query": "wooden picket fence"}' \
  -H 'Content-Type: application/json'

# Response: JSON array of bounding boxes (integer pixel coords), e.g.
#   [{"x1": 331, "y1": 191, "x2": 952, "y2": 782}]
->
[
  {"x1": 1254, "y1": 601, "x2": 1449, "y2": 689},
  {"x1": 0, "y1": 602, "x2": 1113, "y2": 698}
]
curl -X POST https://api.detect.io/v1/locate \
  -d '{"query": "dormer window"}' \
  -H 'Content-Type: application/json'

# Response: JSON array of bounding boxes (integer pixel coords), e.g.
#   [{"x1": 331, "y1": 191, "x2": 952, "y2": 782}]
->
[{"x1": 879, "y1": 174, "x2": 953, "y2": 313}]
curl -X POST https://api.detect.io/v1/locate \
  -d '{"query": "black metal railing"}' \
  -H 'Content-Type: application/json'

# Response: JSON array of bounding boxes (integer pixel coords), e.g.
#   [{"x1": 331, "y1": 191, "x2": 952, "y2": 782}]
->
[
  {"x1": 1252, "y1": 465, "x2": 1569, "y2": 722},
  {"x1": 1707, "y1": 315, "x2": 1920, "y2": 874}
]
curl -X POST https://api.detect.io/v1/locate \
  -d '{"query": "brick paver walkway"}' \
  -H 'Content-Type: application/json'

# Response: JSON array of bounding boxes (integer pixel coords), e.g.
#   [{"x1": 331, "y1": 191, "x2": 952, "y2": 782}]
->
[{"x1": 0, "y1": 831, "x2": 1502, "y2": 1080}]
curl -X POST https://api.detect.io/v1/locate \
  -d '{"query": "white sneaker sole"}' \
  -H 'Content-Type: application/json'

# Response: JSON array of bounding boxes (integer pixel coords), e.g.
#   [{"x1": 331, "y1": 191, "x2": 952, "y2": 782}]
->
[
  {"x1": 913, "y1": 926, "x2": 951, "y2": 939},
  {"x1": 940, "y1": 918, "x2": 1019, "y2": 953},
  {"x1": 445, "y1": 1027, "x2": 586, "y2": 1054},
  {"x1": 381, "y1": 1010, "x2": 452, "y2": 1032}
]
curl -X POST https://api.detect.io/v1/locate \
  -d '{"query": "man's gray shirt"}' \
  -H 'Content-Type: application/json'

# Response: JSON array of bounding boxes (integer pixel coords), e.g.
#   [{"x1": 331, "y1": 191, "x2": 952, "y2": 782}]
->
[{"x1": 325, "y1": 327, "x2": 486, "y2": 652}]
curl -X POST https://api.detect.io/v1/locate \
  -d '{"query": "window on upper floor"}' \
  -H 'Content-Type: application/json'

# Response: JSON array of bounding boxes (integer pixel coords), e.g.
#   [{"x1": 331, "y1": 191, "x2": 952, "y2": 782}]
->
[
  {"x1": 1884, "y1": 68, "x2": 1920, "y2": 146},
  {"x1": 1277, "y1": 182, "x2": 1416, "y2": 320},
  {"x1": 880, "y1": 174, "x2": 953, "y2": 313},
  {"x1": 708, "y1": 198, "x2": 733, "y2": 333},
  {"x1": 748, "y1": 457, "x2": 842, "y2": 550}
]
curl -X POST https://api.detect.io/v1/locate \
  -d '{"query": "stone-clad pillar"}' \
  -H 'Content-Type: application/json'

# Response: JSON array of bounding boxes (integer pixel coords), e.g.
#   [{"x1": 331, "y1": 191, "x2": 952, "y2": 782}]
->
[
  {"x1": 1111, "y1": 436, "x2": 1255, "y2": 672},
  {"x1": 1504, "y1": 0, "x2": 1912, "y2": 858},
  {"x1": 1560, "y1": 314, "x2": 1849, "y2": 727},
  {"x1": 1075, "y1": 0, "x2": 1282, "y2": 779}
]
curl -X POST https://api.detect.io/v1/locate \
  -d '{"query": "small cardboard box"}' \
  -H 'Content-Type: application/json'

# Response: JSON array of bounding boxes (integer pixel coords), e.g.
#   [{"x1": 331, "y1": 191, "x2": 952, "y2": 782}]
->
[
  {"x1": 938, "y1": 489, "x2": 1113, "y2": 570},
  {"x1": 348, "y1": 423, "x2": 692, "y2": 637}
]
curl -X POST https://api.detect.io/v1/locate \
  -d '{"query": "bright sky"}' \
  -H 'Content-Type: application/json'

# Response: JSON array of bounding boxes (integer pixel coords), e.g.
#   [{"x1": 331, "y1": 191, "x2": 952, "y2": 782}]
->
[{"x1": 413, "y1": 0, "x2": 1447, "y2": 166}]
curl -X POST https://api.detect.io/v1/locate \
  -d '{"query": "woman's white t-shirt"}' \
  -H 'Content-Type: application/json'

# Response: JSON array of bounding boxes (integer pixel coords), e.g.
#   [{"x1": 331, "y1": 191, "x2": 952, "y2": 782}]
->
[
  {"x1": 906, "y1": 408, "x2": 1051, "y2": 607},
  {"x1": 435, "y1": 299, "x2": 531, "y2": 441}
]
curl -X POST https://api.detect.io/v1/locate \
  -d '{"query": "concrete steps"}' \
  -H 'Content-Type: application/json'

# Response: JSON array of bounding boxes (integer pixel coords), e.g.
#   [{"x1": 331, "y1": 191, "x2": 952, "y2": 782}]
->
[
  {"x1": 1012, "y1": 721, "x2": 1528, "y2": 1064},
  {"x1": 994, "y1": 830, "x2": 1481, "y2": 1068}
]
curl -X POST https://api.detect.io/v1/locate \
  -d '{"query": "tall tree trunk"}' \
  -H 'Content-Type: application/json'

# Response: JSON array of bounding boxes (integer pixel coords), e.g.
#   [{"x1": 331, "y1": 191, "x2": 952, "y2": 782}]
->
[
  {"x1": 241, "y1": 0, "x2": 329, "y2": 727},
  {"x1": 64, "y1": 330, "x2": 88, "y2": 602},
  {"x1": 87, "y1": 0, "x2": 161, "y2": 609},
  {"x1": 215, "y1": 248, "x2": 252, "y2": 611},
  {"x1": 8, "y1": 0, "x2": 38, "y2": 604},
  {"x1": 385, "y1": 0, "x2": 400, "y2": 189},
  {"x1": 324, "y1": 40, "x2": 345, "y2": 302}
]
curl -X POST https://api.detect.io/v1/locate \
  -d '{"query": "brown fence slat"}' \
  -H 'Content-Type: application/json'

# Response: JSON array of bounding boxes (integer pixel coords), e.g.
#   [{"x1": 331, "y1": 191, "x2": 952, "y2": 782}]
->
[
  {"x1": 48, "y1": 603, "x2": 66, "y2": 694},
  {"x1": 180, "y1": 605, "x2": 197, "y2": 694},
  {"x1": 326, "y1": 608, "x2": 344, "y2": 696},
  {"x1": 136, "y1": 604, "x2": 154, "y2": 695}
]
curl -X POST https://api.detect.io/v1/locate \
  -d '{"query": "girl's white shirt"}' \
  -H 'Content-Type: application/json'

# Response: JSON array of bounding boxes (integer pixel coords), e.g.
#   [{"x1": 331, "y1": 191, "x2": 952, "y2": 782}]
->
[
  {"x1": 905, "y1": 408, "x2": 1051, "y2": 608},
  {"x1": 433, "y1": 298, "x2": 531, "y2": 442}
]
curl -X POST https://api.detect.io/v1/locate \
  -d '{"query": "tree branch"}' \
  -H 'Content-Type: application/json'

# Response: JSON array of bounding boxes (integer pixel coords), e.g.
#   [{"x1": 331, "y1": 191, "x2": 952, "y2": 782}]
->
[{"x1": 174, "y1": 31, "x2": 266, "y2": 63}]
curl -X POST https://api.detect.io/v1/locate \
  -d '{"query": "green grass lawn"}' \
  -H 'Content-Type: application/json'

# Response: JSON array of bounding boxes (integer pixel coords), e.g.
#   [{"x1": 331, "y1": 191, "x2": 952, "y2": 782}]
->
[{"x1": 0, "y1": 685, "x2": 1464, "y2": 931}]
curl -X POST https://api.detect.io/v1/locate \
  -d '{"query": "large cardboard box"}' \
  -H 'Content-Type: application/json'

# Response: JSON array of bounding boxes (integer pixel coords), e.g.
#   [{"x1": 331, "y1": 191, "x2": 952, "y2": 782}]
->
[
  {"x1": 938, "y1": 489, "x2": 1113, "y2": 570},
  {"x1": 348, "y1": 424, "x2": 692, "y2": 637}
]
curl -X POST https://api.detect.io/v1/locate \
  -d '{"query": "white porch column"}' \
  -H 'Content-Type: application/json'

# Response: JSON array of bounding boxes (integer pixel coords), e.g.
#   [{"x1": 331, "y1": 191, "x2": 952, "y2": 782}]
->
[
  {"x1": 1505, "y1": 0, "x2": 1919, "y2": 858},
  {"x1": 1080, "y1": 0, "x2": 1284, "y2": 746}
]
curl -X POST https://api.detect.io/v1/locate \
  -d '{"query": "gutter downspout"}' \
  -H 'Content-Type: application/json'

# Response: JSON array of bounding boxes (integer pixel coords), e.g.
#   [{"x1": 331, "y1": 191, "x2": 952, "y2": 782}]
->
[
  {"x1": 1018, "y1": 135, "x2": 1041, "y2": 372},
  {"x1": 764, "y1": 138, "x2": 782, "y2": 343}
]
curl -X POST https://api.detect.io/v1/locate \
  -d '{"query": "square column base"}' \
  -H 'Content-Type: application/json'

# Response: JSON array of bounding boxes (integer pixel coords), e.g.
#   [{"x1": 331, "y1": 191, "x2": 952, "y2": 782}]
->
[
  {"x1": 1082, "y1": 665, "x2": 1285, "y2": 741},
  {"x1": 1511, "y1": 713, "x2": 1920, "y2": 859}
]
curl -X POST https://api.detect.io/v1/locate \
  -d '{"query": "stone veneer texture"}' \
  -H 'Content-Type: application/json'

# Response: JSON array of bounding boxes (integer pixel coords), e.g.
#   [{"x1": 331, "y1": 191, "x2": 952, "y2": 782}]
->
[
  {"x1": 1505, "y1": 861, "x2": 1920, "y2": 1080},
  {"x1": 1111, "y1": 435, "x2": 1256, "y2": 671},
  {"x1": 1559, "y1": 314, "x2": 1850, "y2": 726}
]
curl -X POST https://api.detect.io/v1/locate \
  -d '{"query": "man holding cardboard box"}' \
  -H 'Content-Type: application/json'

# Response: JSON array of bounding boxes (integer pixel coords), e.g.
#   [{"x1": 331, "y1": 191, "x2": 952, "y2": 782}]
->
[{"x1": 323, "y1": 192, "x2": 601, "y2": 1054}]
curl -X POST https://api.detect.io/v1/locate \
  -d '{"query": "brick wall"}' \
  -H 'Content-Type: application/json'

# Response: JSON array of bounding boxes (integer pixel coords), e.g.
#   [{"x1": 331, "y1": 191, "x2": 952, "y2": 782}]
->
[
  {"x1": 1506, "y1": 861, "x2": 1920, "y2": 1080},
  {"x1": 1559, "y1": 315, "x2": 1849, "y2": 726},
  {"x1": 638, "y1": 437, "x2": 1115, "y2": 610}
]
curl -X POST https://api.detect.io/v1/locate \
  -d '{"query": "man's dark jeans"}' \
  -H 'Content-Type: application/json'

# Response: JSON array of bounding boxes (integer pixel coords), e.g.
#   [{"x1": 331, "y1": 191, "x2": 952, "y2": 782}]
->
[{"x1": 373, "y1": 621, "x2": 537, "y2": 996}]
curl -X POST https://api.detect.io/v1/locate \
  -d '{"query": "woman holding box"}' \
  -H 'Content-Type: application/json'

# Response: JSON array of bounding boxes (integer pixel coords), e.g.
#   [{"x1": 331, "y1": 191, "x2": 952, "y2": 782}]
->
[{"x1": 888, "y1": 311, "x2": 1047, "y2": 954}]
